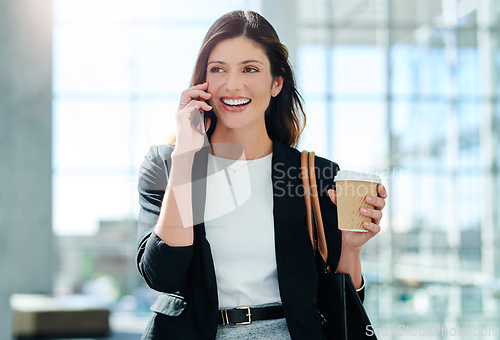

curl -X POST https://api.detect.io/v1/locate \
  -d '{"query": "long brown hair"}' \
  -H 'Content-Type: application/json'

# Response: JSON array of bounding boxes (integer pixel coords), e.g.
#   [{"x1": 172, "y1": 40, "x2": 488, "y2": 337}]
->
[{"x1": 191, "y1": 10, "x2": 305, "y2": 147}]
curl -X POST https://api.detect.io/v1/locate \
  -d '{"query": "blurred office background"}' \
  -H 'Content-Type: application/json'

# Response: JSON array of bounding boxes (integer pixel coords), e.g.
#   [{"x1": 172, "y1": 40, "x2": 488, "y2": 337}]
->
[{"x1": 1, "y1": 0, "x2": 500, "y2": 338}]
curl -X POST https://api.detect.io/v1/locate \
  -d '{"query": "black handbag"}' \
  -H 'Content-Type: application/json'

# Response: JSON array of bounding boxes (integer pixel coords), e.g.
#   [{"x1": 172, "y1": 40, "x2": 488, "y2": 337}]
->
[{"x1": 301, "y1": 151, "x2": 377, "y2": 340}]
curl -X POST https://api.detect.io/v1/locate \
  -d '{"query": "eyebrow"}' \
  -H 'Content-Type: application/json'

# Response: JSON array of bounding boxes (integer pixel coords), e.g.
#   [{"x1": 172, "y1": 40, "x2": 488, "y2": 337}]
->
[{"x1": 207, "y1": 60, "x2": 265, "y2": 66}]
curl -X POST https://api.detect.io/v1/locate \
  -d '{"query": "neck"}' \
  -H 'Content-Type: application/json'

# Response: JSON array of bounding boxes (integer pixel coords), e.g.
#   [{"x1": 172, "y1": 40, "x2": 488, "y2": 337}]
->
[{"x1": 210, "y1": 127, "x2": 272, "y2": 160}]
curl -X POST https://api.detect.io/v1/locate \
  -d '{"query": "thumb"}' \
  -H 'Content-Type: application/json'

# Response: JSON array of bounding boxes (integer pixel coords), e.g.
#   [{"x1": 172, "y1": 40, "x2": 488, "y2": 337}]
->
[{"x1": 328, "y1": 189, "x2": 337, "y2": 206}]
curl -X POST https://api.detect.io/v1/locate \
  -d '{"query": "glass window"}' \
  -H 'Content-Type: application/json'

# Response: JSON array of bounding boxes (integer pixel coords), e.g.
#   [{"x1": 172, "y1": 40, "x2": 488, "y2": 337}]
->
[
  {"x1": 297, "y1": 0, "x2": 500, "y2": 330},
  {"x1": 330, "y1": 101, "x2": 387, "y2": 170},
  {"x1": 331, "y1": 46, "x2": 386, "y2": 97},
  {"x1": 53, "y1": 25, "x2": 133, "y2": 94},
  {"x1": 297, "y1": 45, "x2": 328, "y2": 95}
]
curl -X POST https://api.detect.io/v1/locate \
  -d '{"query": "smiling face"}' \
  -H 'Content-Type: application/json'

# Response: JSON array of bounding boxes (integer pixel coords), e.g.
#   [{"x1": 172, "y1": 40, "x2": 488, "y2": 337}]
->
[{"x1": 206, "y1": 36, "x2": 282, "y2": 140}]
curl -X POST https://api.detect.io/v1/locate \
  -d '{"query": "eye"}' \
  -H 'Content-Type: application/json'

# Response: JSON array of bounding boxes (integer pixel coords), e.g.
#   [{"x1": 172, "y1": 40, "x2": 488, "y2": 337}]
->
[
  {"x1": 243, "y1": 66, "x2": 259, "y2": 73},
  {"x1": 209, "y1": 67, "x2": 224, "y2": 73}
]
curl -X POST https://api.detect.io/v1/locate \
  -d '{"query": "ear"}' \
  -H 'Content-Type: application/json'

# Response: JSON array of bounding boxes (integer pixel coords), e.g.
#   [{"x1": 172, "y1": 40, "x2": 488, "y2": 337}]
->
[{"x1": 272, "y1": 76, "x2": 284, "y2": 97}]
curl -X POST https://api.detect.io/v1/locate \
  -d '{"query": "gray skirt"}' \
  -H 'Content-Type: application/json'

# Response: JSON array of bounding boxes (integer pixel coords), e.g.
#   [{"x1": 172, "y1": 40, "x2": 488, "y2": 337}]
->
[{"x1": 216, "y1": 303, "x2": 291, "y2": 340}]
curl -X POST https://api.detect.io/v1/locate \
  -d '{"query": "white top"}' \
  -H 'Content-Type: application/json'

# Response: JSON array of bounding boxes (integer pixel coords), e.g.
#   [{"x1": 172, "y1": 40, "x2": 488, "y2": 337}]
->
[
  {"x1": 334, "y1": 170, "x2": 381, "y2": 183},
  {"x1": 204, "y1": 153, "x2": 281, "y2": 309}
]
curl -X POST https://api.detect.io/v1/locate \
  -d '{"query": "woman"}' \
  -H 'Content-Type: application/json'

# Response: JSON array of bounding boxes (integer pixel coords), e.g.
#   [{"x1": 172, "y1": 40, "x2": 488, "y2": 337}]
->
[{"x1": 137, "y1": 10, "x2": 387, "y2": 339}]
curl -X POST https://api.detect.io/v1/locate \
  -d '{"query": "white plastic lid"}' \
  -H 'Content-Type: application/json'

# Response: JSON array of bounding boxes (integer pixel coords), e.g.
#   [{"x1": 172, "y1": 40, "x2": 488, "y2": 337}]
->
[{"x1": 334, "y1": 170, "x2": 381, "y2": 184}]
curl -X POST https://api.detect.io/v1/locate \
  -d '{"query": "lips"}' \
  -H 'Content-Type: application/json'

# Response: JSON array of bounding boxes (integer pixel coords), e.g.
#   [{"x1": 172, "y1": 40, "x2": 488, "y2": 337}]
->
[
  {"x1": 220, "y1": 97, "x2": 251, "y2": 106},
  {"x1": 219, "y1": 97, "x2": 252, "y2": 113}
]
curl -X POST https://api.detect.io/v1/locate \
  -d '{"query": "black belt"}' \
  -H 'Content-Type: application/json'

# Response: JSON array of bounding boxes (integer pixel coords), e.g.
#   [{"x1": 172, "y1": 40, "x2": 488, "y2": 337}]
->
[{"x1": 218, "y1": 305, "x2": 284, "y2": 325}]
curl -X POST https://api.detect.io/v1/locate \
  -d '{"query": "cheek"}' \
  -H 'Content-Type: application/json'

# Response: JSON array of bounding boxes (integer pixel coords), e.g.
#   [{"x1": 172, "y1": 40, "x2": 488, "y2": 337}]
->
[
  {"x1": 254, "y1": 88, "x2": 272, "y2": 105},
  {"x1": 249, "y1": 78, "x2": 273, "y2": 99},
  {"x1": 206, "y1": 77, "x2": 221, "y2": 96}
]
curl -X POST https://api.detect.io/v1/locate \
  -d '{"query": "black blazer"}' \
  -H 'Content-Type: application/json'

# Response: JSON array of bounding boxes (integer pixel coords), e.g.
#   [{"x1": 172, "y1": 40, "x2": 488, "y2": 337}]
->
[{"x1": 136, "y1": 140, "x2": 363, "y2": 339}]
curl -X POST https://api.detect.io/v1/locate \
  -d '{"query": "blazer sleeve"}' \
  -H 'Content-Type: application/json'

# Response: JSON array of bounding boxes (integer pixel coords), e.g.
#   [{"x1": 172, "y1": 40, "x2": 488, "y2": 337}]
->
[
  {"x1": 136, "y1": 145, "x2": 194, "y2": 293},
  {"x1": 315, "y1": 156, "x2": 365, "y2": 302}
]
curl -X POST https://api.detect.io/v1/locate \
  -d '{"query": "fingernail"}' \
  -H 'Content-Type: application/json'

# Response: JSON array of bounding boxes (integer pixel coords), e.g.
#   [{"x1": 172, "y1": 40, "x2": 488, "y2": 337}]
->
[
  {"x1": 366, "y1": 196, "x2": 373, "y2": 202},
  {"x1": 364, "y1": 222, "x2": 370, "y2": 227},
  {"x1": 361, "y1": 208, "x2": 367, "y2": 213}
]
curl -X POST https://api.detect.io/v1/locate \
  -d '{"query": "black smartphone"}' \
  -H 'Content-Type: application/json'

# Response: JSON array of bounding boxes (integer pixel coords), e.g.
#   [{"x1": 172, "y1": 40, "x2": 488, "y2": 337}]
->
[{"x1": 191, "y1": 108, "x2": 206, "y2": 135}]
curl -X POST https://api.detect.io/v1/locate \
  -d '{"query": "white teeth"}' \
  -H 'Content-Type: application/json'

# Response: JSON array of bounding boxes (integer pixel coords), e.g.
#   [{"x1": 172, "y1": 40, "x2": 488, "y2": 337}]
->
[{"x1": 222, "y1": 98, "x2": 251, "y2": 106}]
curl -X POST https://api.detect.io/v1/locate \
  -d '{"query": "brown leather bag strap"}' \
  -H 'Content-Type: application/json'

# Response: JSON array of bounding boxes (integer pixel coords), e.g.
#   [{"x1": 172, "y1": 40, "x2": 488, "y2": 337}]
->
[
  {"x1": 308, "y1": 151, "x2": 329, "y2": 266},
  {"x1": 301, "y1": 150, "x2": 331, "y2": 272},
  {"x1": 300, "y1": 151, "x2": 314, "y2": 249}
]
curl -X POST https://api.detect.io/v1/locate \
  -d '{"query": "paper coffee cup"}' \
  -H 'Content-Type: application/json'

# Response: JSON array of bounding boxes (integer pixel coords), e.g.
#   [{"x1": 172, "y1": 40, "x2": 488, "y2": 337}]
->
[{"x1": 334, "y1": 170, "x2": 381, "y2": 232}]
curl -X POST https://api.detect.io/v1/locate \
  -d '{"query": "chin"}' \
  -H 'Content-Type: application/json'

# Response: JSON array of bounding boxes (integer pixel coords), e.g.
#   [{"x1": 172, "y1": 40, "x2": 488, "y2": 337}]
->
[{"x1": 217, "y1": 120, "x2": 247, "y2": 131}]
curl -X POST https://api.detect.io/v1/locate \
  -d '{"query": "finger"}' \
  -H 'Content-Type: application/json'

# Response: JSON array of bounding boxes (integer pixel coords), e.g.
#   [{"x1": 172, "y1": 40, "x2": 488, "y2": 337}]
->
[
  {"x1": 366, "y1": 195, "x2": 385, "y2": 210},
  {"x1": 183, "y1": 100, "x2": 212, "y2": 114},
  {"x1": 377, "y1": 184, "x2": 388, "y2": 199},
  {"x1": 180, "y1": 86, "x2": 211, "y2": 106},
  {"x1": 191, "y1": 81, "x2": 209, "y2": 89},
  {"x1": 182, "y1": 89, "x2": 211, "y2": 101},
  {"x1": 179, "y1": 93, "x2": 211, "y2": 107},
  {"x1": 185, "y1": 82, "x2": 208, "y2": 92},
  {"x1": 363, "y1": 221, "x2": 381, "y2": 234},
  {"x1": 328, "y1": 189, "x2": 337, "y2": 206},
  {"x1": 360, "y1": 207, "x2": 382, "y2": 224}
]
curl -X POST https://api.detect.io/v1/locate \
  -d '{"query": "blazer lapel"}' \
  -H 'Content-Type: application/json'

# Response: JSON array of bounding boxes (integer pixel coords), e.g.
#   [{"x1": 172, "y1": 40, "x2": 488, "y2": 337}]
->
[
  {"x1": 271, "y1": 141, "x2": 323, "y2": 337},
  {"x1": 191, "y1": 142, "x2": 219, "y2": 323},
  {"x1": 271, "y1": 141, "x2": 307, "y2": 247}
]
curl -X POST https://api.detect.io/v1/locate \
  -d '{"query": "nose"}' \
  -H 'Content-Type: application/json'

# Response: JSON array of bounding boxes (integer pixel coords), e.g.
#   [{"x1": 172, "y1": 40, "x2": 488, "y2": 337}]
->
[{"x1": 225, "y1": 71, "x2": 242, "y2": 92}]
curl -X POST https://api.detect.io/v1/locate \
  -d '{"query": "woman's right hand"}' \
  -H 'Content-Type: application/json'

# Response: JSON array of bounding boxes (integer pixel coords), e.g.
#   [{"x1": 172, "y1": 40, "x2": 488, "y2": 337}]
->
[
  {"x1": 154, "y1": 83, "x2": 212, "y2": 244},
  {"x1": 173, "y1": 82, "x2": 212, "y2": 156}
]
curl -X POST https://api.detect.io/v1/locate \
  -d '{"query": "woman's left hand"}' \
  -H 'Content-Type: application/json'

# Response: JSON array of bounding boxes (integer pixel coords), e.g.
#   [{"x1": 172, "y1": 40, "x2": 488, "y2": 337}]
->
[{"x1": 328, "y1": 183, "x2": 387, "y2": 250}]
